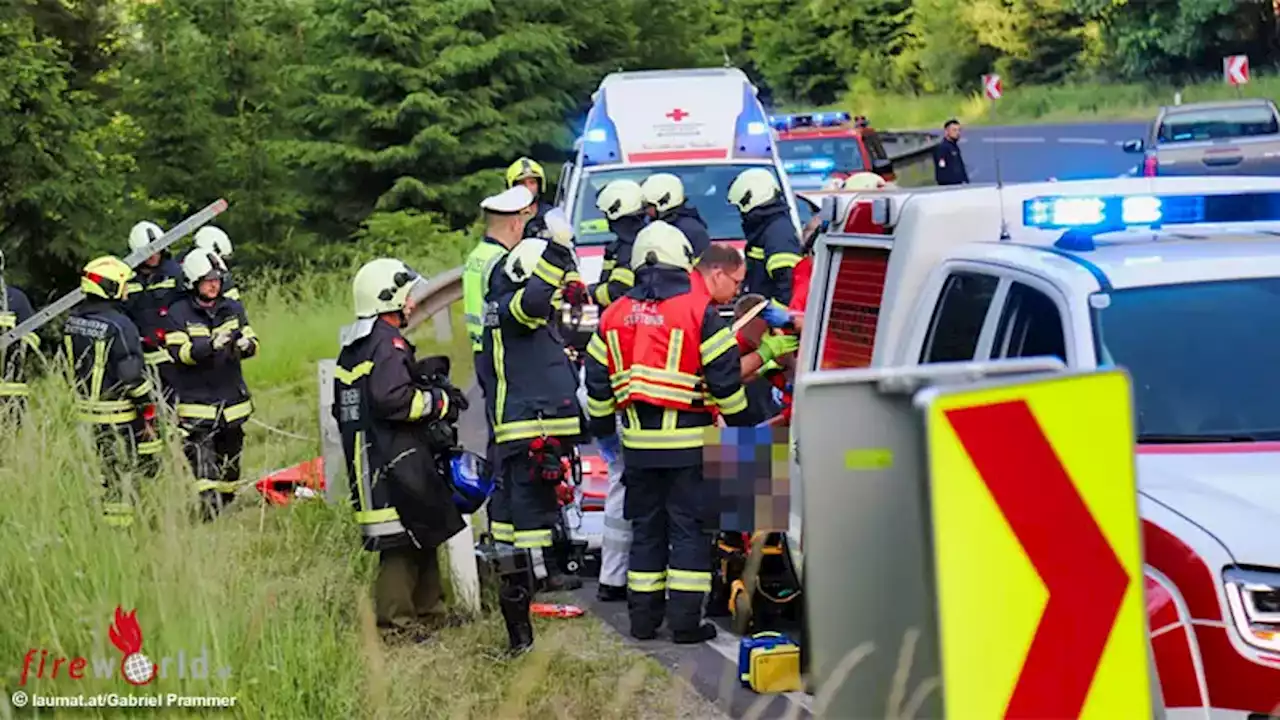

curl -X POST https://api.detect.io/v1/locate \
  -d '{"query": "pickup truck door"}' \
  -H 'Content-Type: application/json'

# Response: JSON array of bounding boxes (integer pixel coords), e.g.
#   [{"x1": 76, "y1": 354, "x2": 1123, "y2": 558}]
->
[
  {"x1": 985, "y1": 276, "x2": 1077, "y2": 366},
  {"x1": 911, "y1": 264, "x2": 1006, "y2": 365}
]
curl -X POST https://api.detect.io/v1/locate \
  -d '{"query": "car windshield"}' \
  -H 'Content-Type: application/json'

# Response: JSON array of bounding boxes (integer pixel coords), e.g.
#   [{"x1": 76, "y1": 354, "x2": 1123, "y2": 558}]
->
[
  {"x1": 778, "y1": 138, "x2": 865, "y2": 172},
  {"x1": 1157, "y1": 106, "x2": 1279, "y2": 144},
  {"x1": 1093, "y1": 277, "x2": 1280, "y2": 441},
  {"x1": 573, "y1": 164, "x2": 786, "y2": 246}
]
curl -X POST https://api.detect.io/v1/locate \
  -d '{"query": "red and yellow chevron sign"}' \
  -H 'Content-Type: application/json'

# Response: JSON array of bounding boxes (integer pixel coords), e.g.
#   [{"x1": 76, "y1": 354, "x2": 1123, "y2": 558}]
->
[{"x1": 924, "y1": 369, "x2": 1152, "y2": 718}]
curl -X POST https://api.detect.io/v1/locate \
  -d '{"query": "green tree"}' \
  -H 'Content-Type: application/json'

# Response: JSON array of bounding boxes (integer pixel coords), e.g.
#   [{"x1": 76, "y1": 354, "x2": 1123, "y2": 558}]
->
[
  {"x1": 0, "y1": 9, "x2": 138, "y2": 294},
  {"x1": 286, "y1": 0, "x2": 584, "y2": 244}
]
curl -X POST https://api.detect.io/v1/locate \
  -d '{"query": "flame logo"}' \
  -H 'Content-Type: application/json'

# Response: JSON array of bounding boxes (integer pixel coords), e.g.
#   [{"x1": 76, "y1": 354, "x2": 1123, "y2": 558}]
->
[
  {"x1": 108, "y1": 606, "x2": 156, "y2": 686},
  {"x1": 108, "y1": 606, "x2": 144, "y2": 655}
]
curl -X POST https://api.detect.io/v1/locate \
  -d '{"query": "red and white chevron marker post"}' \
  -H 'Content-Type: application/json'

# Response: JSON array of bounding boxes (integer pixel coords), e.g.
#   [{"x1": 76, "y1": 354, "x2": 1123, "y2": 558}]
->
[
  {"x1": 1225, "y1": 55, "x2": 1250, "y2": 86},
  {"x1": 983, "y1": 73, "x2": 1003, "y2": 100}
]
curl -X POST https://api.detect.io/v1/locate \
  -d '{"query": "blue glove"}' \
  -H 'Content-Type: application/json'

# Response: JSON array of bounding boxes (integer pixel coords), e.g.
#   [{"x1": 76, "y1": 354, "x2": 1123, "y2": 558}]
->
[
  {"x1": 761, "y1": 303, "x2": 792, "y2": 329},
  {"x1": 597, "y1": 434, "x2": 621, "y2": 464}
]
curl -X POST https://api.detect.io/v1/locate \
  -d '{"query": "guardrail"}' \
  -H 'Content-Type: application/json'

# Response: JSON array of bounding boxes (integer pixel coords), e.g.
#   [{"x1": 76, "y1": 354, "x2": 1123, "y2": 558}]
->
[{"x1": 881, "y1": 130, "x2": 940, "y2": 162}]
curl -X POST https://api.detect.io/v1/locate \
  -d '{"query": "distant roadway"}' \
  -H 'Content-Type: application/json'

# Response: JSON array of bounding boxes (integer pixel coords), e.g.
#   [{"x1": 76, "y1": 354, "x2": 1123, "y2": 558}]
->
[{"x1": 954, "y1": 121, "x2": 1148, "y2": 184}]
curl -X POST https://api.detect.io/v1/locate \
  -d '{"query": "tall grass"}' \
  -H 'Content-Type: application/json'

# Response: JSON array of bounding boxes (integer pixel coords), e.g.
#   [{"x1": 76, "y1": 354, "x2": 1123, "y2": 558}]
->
[
  {"x1": 839, "y1": 73, "x2": 1280, "y2": 129},
  {"x1": 0, "y1": 268, "x2": 713, "y2": 718}
]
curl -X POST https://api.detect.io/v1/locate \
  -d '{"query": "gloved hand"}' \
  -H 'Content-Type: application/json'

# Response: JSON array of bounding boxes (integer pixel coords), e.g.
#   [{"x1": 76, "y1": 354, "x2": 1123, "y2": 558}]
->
[
  {"x1": 212, "y1": 331, "x2": 233, "y2": 351},
  {"x1": 446, "y1": 384, "x2": 469, "y2": 413},
  {"x1": 235, "y1": 335, "x2": 252, "y2": 352},
  {"x1": 596, "y1": 434, "x2": 621, "y2": 465},
  {"x1": 431, "y1": 388, "x2": 461, "y2": 423},
  {"x1": 544, "y1": 208, "x2": 575, "y2": 249},
  {"x1": 562, "y1": 280, "x2": 589, "y2": 307},
  {"x1": 761, "y1": 303, "x2": 793, "y2": 329},
  {"x1": 757, "y1": 332, "x2": 799, "y2": 363}
]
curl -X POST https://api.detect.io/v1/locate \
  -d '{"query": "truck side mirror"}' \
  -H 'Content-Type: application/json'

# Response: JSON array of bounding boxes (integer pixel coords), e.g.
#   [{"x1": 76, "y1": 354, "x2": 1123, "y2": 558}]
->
[
  {"x1": 872, "y1": 157, "x2": 894, "y2": 175},
  {"x1": 1122, "y1": 139, "x2": 1144, "y2": 154}
]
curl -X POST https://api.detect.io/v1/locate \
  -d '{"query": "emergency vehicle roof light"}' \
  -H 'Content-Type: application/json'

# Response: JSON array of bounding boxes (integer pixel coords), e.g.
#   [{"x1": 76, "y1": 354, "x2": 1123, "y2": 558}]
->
[
  {"x1": 768, "y1": 112, "x2": 853, "y2": 131},
  {"x1": 581, "y1": 95, "x2": 622, "y2": 167},
  {"x1": 734, "y1": 82, "x2": 773, "y2": 159},
  {"x1": 1024, "y1": 191, "x2": 1280, "y2": 231}
]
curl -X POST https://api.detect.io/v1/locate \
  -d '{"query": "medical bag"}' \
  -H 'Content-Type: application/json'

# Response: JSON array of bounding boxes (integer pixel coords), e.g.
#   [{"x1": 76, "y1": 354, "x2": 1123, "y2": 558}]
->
[{"x1": 737, "y1": 631, "x2": 803, "y2": 693}]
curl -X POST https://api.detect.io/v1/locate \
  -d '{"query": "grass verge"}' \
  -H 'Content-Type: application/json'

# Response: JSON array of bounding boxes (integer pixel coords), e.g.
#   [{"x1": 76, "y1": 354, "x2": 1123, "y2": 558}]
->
[
  {"x1": 0, "y1": 265, "x2": 716, "y2": 718},
  {"x1": 842, "y1": 74, "x2": 1280, "y2": 129}
]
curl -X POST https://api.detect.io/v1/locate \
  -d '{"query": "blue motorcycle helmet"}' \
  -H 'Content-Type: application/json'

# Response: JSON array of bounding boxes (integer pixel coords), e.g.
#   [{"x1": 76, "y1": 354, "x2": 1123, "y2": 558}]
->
[{"x1": 450, "y1": 450, "x2": 494, "y2": 514}]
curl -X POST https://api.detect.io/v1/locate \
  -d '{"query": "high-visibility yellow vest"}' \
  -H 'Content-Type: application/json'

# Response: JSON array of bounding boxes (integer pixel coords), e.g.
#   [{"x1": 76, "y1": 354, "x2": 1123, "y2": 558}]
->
[{"x1": 463, "y1": 239, "x2": 508, "y2": 354}]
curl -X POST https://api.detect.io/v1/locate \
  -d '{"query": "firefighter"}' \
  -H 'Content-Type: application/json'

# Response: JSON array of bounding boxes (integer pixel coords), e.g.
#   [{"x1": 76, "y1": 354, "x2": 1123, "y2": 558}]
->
[
  {"x1": 192, "y1": 226, "x2": 240, "y2": 301},
  {"x1": 464, "y1": 184, "x2": 536, "y2": 546},
  {"x1": 63, "y1": 256, "x2": 159, "y2": 527},
  {"x1": 728, "y1": 168, "x2": 803, "y2": 312},
  {"x1": 506, "y1": 157, "x2": 553, "y2": 240},
  {"x1": 0, "y1": 256, "x2": 39, "y2": 417},
  {"x1": 583, "y1": 221, "x2": 752, "y2": 643},
  {"x1": 478, "y1": 223, "x2": 588, "y2": 592},
  {"x1": 164, "y1": 249, "x2": 258, "y2": 519},
  {"x1": 641, "y1": 173, "x2": 712, "y2": 259},
  {"x1": 124, "y1": 221, "x2": 182, "y2": 407},
  {"x1": 334, "y1": 258, "x2": 470, "y2": 642},
  {"x1": 590, "y1": 179, "x2": 647, "y2": 308}
]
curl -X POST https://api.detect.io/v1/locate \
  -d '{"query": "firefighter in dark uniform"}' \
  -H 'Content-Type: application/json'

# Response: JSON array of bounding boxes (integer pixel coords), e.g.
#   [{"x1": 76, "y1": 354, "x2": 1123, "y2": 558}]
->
[
  {"x1": 124, "y1": 220, "x2": 182, "y2": 408},
  {"x1": 590, "y1": 179, "x2": 647, "y2": 308},
  {"x1": 1, "y1": 263, "x2": 40, "y2": 418},
  {"x1": 334, "y1": 257, "x2": 470, "y2": 642},
  {"x1": 641, "y1": 173, "x2": 712, "y2": 259},
  {"x1": 728, "y1": 168, "x2": 803, "y2": 312},
  {"x1": 583, "y1": 221, "x2": 752, "y2": 643},
  {"x1": 478, "y1": 221, "x2": 589, "y2": 592},
  {"x1": 63, "y1": 256, "x2": 160, "y2": 527},
  {"x1": 164, "y1": 249, "x2": 258, "y2": 519},
  {"x1": 467, "y1": 185, "x2": 537, "y2": 546},
  {"x1": 506, "y1": 157, "x2": 554, "y2": 240}
]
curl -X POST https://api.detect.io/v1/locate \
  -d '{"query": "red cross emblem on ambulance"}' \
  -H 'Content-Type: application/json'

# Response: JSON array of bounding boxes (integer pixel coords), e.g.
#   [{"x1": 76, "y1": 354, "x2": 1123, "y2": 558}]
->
[{"x1": 666, "y1": 108, "x2": 689, "y2": 122}]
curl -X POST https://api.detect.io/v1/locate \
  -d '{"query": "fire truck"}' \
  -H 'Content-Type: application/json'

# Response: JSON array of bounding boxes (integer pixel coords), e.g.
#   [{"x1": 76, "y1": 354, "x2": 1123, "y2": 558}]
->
[
  {"x1": 555, "y1": 67, "x2": 803, "y2": 285},
  {"x1": 771, "y1": 111, "x2": 894, "y2": 190},
  {"x1": 796, "y1": 177, "x2": 1280, "y2": 716}
]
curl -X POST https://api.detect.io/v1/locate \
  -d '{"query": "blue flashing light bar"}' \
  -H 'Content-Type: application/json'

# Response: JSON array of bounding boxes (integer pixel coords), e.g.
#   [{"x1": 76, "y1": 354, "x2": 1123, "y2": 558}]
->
[
  {"x1": 768, "y1": 111, "x2": 853, "y2": 131},
  {"x1": 581, "y1": 95, "x2": 622, "y2": 167},
  {"x1": 784, "y1": 157, "x2": 837, "y2": 173},
  {"x1": 1023, "y1": 192, "x2": 1280, "y2": 232},
  {"x1": 734, "y1": 82, "x2": 773, "y2": 159}
]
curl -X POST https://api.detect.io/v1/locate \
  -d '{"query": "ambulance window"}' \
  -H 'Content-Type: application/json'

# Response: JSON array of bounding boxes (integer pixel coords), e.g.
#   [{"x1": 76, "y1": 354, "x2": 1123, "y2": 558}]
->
[
  {"x1": 920, "y1": 272, "x2": 999, "y2": 363},
  {"x1": 992, "y1": 283, "x2": 1066, "y2": 361}
]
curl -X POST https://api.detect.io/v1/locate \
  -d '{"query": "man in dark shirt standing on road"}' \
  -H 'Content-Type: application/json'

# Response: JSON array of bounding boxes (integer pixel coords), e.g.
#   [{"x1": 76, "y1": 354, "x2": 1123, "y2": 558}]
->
[{"x1": 934, "y1": 119, "x2": 969, "y2": 186}]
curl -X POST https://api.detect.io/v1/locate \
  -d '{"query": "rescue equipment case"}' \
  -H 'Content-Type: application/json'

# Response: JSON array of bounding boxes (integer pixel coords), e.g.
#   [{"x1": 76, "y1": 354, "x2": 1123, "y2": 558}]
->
[{"x1": 738, "y1": 631, "x2": 803, "y2": 693}]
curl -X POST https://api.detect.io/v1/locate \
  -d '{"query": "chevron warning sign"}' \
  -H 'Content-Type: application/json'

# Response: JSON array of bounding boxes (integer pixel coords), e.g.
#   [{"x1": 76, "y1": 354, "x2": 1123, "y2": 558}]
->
[{"x1": 924, "y1": 369, "x2": 1151, "y2": 718}]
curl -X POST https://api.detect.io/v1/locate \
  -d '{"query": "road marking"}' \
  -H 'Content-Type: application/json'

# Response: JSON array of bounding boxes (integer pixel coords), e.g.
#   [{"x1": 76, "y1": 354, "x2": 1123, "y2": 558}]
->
[
  {"x1": 705, "y1": 630, "x2": 814, "y2": 713},
  {"x1": 1058, "y1": 137, "x2": 1109, "y2": 146},
  {"x1": 979, "y1": 137, "x2": 1047, "y2": 144}
]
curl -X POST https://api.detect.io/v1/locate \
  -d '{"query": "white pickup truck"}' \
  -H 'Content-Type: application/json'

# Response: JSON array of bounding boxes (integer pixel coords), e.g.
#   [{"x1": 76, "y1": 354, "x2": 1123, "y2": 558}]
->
[{"x1": 797, "y1": 177, "x2": 1280, "y2": 718}]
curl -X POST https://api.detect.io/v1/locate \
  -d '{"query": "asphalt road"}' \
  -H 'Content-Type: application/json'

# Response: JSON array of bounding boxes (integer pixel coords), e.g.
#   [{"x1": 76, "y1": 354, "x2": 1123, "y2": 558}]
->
[{"x1": 952, "y1": 121, "x2": 1148, "y2": 184}]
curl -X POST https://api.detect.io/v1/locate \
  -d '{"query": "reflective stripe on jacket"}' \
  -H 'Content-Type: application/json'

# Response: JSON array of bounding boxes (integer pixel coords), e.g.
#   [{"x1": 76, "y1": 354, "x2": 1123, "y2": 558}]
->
[
  {"x1": 583, "y1": 266, "x2": 750, "y2": 468},
  {"x1": 463, "y1": 238, "x2": 508, "y2": 354}
]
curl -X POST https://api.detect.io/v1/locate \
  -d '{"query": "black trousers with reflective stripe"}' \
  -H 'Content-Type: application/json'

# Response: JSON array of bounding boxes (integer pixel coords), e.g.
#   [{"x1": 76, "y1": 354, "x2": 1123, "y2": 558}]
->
[
  {"x1": 505, "y1": 455, "x2": 561, "y2": 550},
  {"x1": 92, "y1": 421, "x2": 157, "y2": 525},
  {"x1": 182, "y1": 421, "x2": 245, "y2": 515},
  {"x1": 625, "y1": 464, "x2": 712, "y2": 634}
]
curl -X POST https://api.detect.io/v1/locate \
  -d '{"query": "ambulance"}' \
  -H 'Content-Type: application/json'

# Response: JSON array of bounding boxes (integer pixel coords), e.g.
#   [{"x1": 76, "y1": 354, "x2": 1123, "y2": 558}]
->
[
  {"x1": 556, "y1": 67, "x2": 803, "y2": 285},
  {"x1": 797, "y1": 177, "x2": 1280, "y2": 717}
]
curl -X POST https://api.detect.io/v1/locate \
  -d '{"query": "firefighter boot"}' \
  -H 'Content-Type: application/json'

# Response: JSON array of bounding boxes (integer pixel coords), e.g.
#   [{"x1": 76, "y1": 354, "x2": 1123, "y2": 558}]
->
[{"x1": 499, "y1": 584, "x2": 535, "y2": 656}]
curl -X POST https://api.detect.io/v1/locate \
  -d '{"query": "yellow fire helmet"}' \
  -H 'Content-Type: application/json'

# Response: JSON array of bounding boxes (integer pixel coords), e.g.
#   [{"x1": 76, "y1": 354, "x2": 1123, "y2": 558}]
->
[
  {"x1": 727, "y1": 167, "x2": 781, "y2": 214},
  {"x1": 506, "y1": 157, "x2": 546, "y2": 189},
  {"x1": 80, "y1": 256, "x2": 134, "y2": 301},
  {"x1": 353, "y1": 258, "x2": 420, "y2": 318}
]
